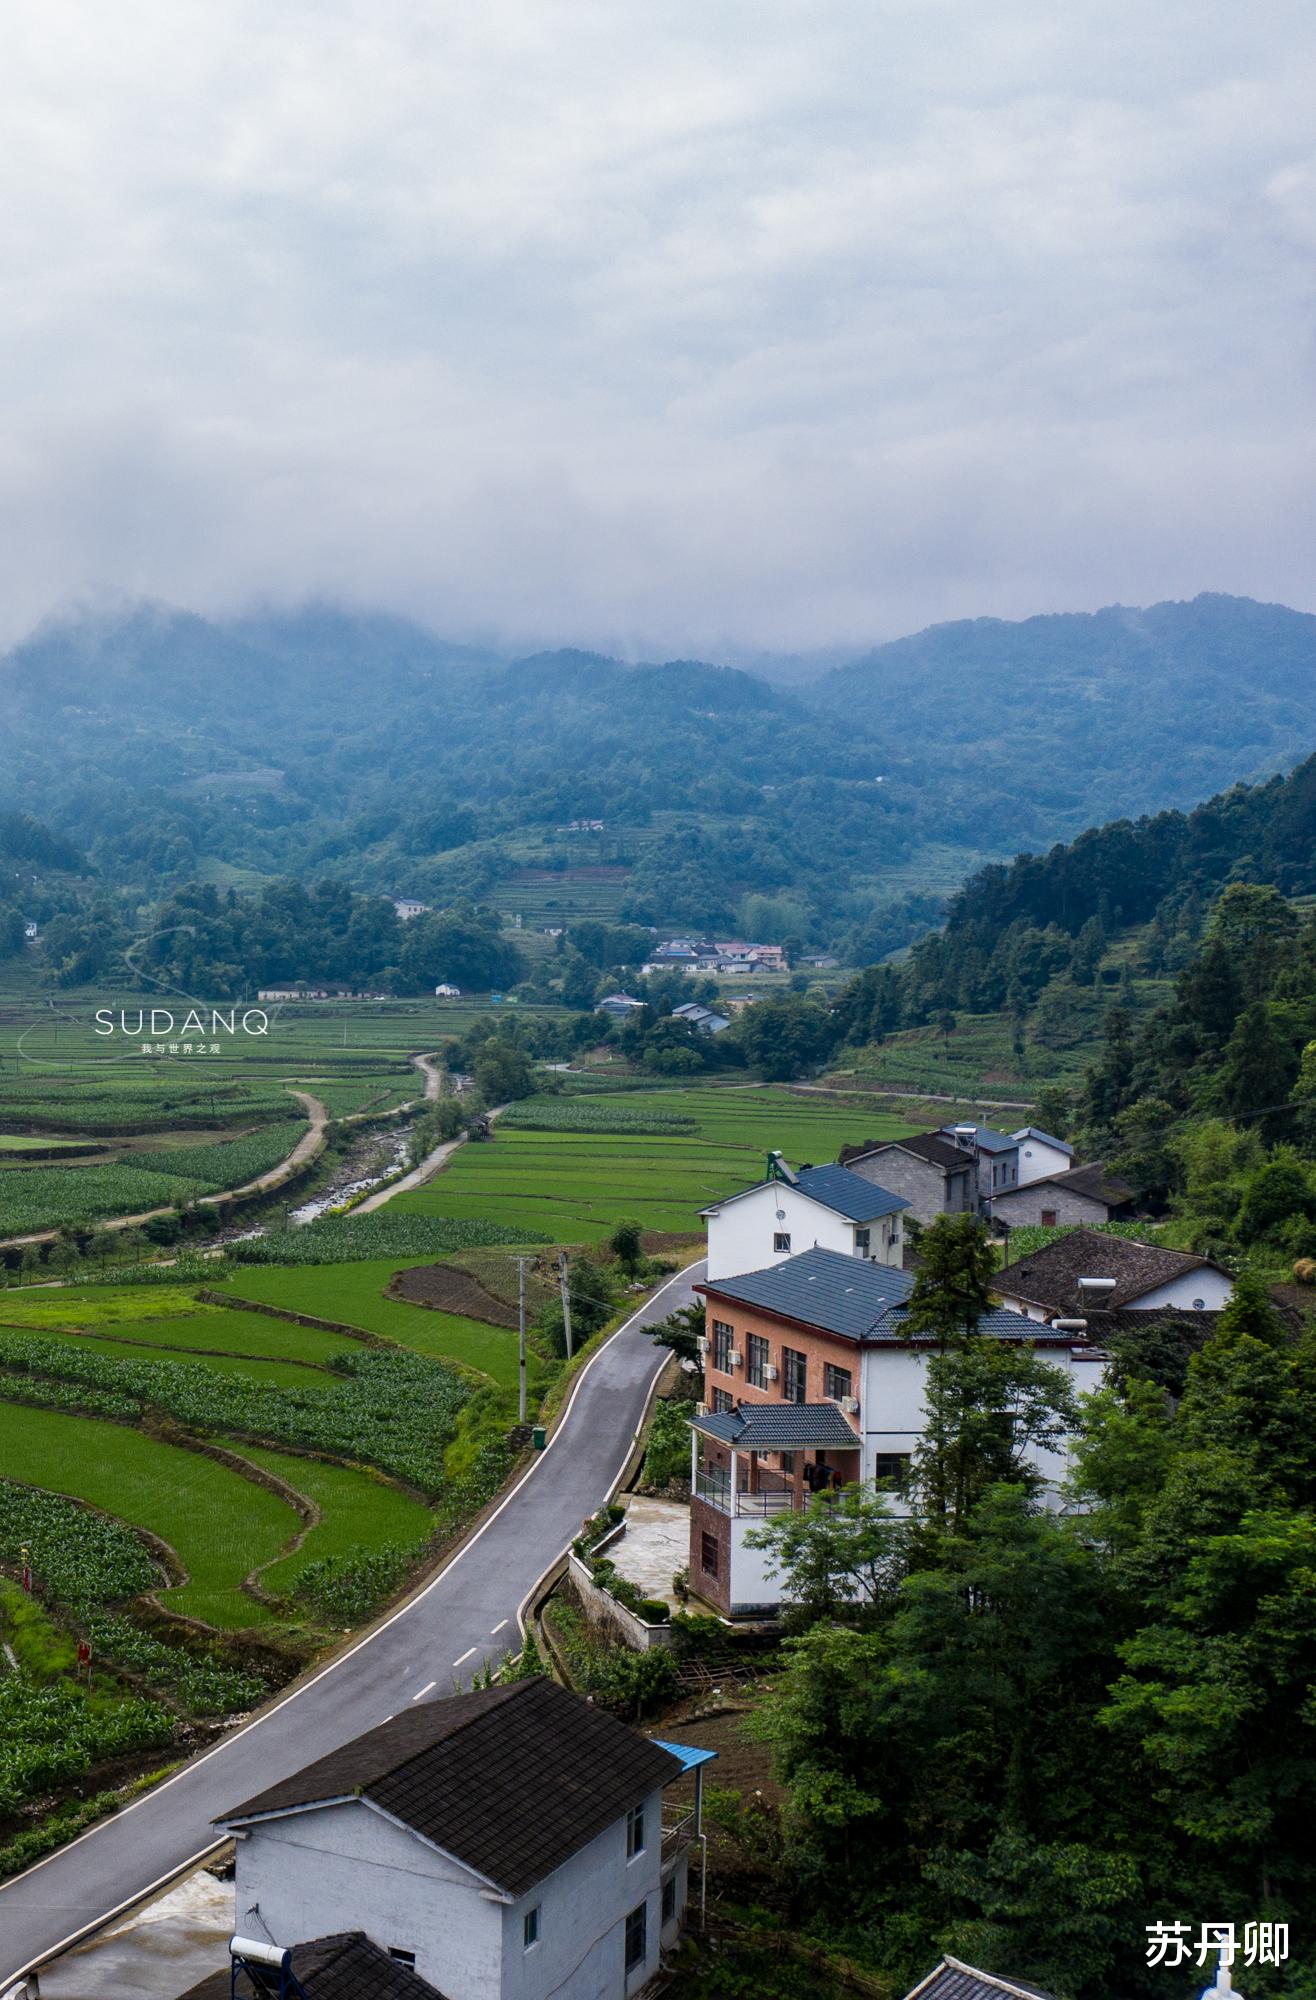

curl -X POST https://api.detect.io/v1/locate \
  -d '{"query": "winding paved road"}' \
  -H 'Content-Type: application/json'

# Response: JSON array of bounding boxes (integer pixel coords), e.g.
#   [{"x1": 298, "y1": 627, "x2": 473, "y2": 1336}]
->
[{"x1": 0, "y1": 1259, "x2": 705, "y2": 1990}]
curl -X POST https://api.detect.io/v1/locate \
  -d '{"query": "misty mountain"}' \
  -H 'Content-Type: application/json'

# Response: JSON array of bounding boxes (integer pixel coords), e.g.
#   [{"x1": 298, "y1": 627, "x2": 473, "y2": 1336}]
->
[
  {"x1": 2, "y1": 591, "x2": 1313, "y2": 958},
  {"x1": 814, "y1": 592, "x2": 1316, "y2": 832}
]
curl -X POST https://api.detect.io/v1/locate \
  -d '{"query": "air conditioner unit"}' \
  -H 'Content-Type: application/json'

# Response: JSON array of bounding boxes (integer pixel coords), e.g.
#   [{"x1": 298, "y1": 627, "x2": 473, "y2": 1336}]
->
[
  {"x1": 728, "y1": 1351, "x2": 743, "y2": 1367},
  {"x1": 763, "y1": 1364, "x2": 779, "y2": 1381},
  {"x1": 840, "y1": 1395, "x2": 860, "y2": 1414},
  {"x1": 695, "y1": 1336, "x2": 709, "y2": 1354}
]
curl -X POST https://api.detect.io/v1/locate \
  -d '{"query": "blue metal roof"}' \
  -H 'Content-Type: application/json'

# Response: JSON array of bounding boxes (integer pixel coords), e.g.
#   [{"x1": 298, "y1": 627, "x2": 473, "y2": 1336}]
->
[
  {"x1": 652, "y1": 1739, "x2": 720, "y2": 1772},
  {"x1": 941, "y1": 1125, "x2": 1017, "y2": 1154},
  {"x1": 793, "y1": 1163, "x2": 909, "y2": 1221},
  {"x1": 1010, "y1": 1127, "x2": 1074, "y2": 1155},
  {"x1": 702, "y1": 1246, "x2": 1046, "y2": 1344}
]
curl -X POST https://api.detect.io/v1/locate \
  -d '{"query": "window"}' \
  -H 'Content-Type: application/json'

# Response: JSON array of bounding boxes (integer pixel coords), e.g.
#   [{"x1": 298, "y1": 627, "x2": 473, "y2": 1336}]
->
[
  {"x1": 872, "y1": 1452, "x2": 911, "y2": 1491},
  {"x1": 711, "y1": 1387, "x2": 733, "y2": 1414},
  {"x1": 773, "y1": 1231, "x2": 791, "y2": 1253},
  {"x1": 700, "y1": 1531, "x2": 720, "y2": 1577},
  {"x1": 1192, "y1": 1296, "x2": 1206, "y2": 1311},
  {"x1": 523, "y1": 1909, "x2": 541, "y2": 1951},
  {"x1": 782, "y1": 1347, "x2": 807, "y2": 1402},
  {"x1": 747, "y1": 1333, "x2": 769, "y2": 1389},
  {"x1": 625, "y1": 1903, "x2": 648, "y2": 1973},
  {"x1": 711, "y1": 1319, "x2": 734, "y2": 1371},
  {"x1": 823, "y1": 1363, "x2": 852, "y2": 1402},
  {"x1": 662, "y1": 1876, "x2": 677, "y2": 1923},
  {"x1": 626, "y1": 1803, "x2": 647, "y2": 1858},
  {"x1": 854, "y1": 1228, "x2": 870, "y2": 1257},
  {"x1": 780, "y1": 1450, "x2": 796, "y2": 1474},
  {"x1": 1040, "y1": 1208, "x2": 1057, "y2": 1228},
  {"x1": 389, "y1": 1950, "x2": 417, "y2": 1971}
]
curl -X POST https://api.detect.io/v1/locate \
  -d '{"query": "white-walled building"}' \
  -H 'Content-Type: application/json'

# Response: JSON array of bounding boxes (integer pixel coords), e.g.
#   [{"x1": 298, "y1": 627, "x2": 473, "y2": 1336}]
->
[
  {"x1": 689, "y1": 1247, "x2": 1105, "y2": 1616},
  {"x1": 701, "y1": 1155, "x2": 908, "y2": 1282},
  {"x1": 1010, "y1": 1126, "x2": 1077, "y2": 1185},
  {"x1": 215, "y1": 1680, "x2": 714, "y2": 2000}
]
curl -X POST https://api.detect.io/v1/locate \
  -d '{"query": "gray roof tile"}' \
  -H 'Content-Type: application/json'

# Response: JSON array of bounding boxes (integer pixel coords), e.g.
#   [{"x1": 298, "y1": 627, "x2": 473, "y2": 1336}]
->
[
  {"x1": 701, "y1": 1248, "x2": 1045, "y2": 1343},
  {"x1": 220, "y1": 1679, "x2": 681, "y2": 1897},
  {"x1": 691, "y1": 1402, "x2": 860, "y2": 1449},
  {"x1": 904, "y1": 1956, "x2": 1058, "y2": 2000}
]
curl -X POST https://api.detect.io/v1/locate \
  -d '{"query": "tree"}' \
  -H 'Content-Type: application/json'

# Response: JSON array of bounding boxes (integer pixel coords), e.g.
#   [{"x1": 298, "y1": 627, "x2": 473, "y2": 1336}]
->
[
  {"x1": 1212, "y1": 1266, "x2": 1286, "y2": 1348},
  {"x1": 745, "y1": 1484, "x2": 908, "y2": 1625},
  {"x1": 1235, "y1": 1148, "x2": 1313, "y2": 1244},
  {"x1": 1214, "y1": 1001, "x2": 1299, "y2": 1141},
  {"x1": 1108, "y1": 1096, "x2": 1179, "y2": 1207},
  {"x1": 912, "y1": 1342, "x2": 1080, "y2": 1532},
  {"x1": 608, "y1": 1218, "x2": 644, "y2": 1277},
  {"x1": 904, "y1": 1213, "x2": 996, "y2": 1346}
]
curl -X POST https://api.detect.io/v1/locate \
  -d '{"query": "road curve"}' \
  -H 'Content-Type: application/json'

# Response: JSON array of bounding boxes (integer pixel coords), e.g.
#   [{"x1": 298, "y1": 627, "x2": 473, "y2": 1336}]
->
[{"x1": 0, "y1": 1259, "x2": 706, "y2": 1988}]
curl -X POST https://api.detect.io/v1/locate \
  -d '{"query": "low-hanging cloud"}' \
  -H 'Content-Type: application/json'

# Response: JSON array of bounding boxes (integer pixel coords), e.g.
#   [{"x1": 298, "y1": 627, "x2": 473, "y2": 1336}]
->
[{"x1": 1, "y1": 0, "x2": 1313, "y2": 655}]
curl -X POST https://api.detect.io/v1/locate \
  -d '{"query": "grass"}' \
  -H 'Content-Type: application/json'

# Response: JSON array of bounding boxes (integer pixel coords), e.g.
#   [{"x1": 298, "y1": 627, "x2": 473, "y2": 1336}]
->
[
  {"x1": 0, "y1": 1289, "x2": 363, "y2": 1365},
  {"x1": 393, "y1": 1085, "x2": 918, "y2": 1243},
  {"x1": 228, "y1": 1444, "x2": 436, "y2": 1598},
  {"x1": 0, "y1": 1402, "x2": 300, "y2": 1627},
  {"x1": 221, "y1": 1262, "x2": 529, "y2": 1391}
]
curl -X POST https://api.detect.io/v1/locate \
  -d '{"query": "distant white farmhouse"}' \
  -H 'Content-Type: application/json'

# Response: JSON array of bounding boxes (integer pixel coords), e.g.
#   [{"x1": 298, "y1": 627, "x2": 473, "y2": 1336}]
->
[
  {"x1": 212, "y1": 1679, "x2": 714, "y2": 2000},
  {"x1": 701, "y1": 1153, "x2": 908, "y2": 1282},
  {"x1": 1011, "y1": 1126, "x2": 1076, "y2": 1184},
  {"x1": 393, "y1": 897, "x2": 429, "y2": 921},
  {"x1": 595, "y1": 993, "x2": 646, "y2": 1018},
  {"x1": 434, "y1": 983, "x2": 462, "y2": 997}
]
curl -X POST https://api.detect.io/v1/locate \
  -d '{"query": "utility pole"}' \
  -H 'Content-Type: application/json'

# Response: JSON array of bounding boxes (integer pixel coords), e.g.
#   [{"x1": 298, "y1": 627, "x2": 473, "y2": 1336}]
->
[
  {"x1": 516, "y1": 1256, "x2": 528, "y2": 1423},
  {"x1": 557, "y1": 1250, "x2": 573, "y2": 1360}
]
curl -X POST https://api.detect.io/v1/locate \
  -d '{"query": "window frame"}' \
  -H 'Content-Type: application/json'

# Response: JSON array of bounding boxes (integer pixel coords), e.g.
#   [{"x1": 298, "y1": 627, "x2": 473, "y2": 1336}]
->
[
  {"x1": 746, "y1": 1333, "x2": 769, "y2": 1389},
  {"x1": 700, "y1": 1531, "x2": 720, "y2": 1577},
  {"x1": 773, "y1": 1231, "x2": 791, "y2": 1254},
  {"x1": 625, "y1": 1902, "x2": 648, "y2": 1974},
  {"x1": 626, "y1": 1802, "x2": 647, "y2": 1859},
  {"x1": 523, "y1": 1907, "x2": 541, "y2": 1951},
  {"x1": 711, "y1": 1319, "x2": 734, "y2": 1371},
  {"x1": 823, "y1": 1362, "x2": 852, "y2": 1402},
  {"x1": 782, "y1": 1346, "x2": 808, "y2": 1402}
]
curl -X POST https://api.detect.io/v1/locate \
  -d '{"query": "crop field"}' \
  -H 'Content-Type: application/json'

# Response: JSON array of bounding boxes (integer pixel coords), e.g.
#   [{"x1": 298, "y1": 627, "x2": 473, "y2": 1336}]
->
[
  {"x1": 224, "y1": 1211, "x2": 550, "y2": 1265},
  {"x1": 223, "y1": 1262, "x2": 529, "y2": 1392},
  {"x1": 0, "y1": 1162, "x2": 215, "y2": 1236},
  {"x1": 228, "y1": 1445, "x2": 436, "y2": 1598},
  {"x1": 393, "y1": 1085, "x2": 918, "y2": 1241},
  {"x1": 0, "y1": 1403, "x2": 299, "y2": 1626},
  {"x1": 124, "y1": 1119, "x2": 310, "y2": 1188}
]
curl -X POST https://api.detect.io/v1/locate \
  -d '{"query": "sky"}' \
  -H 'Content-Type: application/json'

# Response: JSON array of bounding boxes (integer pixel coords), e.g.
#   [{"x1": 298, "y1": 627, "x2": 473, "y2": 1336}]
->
[{"x1": 2, "y1": 0, "x2": 1314, "y2": 656}]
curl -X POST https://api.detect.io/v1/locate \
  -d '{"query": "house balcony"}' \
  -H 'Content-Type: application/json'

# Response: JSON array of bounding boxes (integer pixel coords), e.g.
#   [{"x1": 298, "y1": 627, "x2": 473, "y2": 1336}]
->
[{"x1": 695, "y1": 1468, "x2": 799, "y2": 1516}]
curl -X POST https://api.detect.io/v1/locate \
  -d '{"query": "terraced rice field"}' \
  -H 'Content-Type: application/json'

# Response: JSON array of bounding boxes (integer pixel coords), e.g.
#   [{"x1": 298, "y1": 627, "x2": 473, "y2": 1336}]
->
[
  {"x1": 392, "y1": 1085, "x2": 918, "y2": 1242},
  {"x1": 222, "y1": 1262, "x2": 528, "y2": 1392},
  {"x1": 229, "y1": 1445, "x2": 436, "y2": 1597},
  {"x1": 0, "y1": 1403, "x2": 299, "y2": 1628}
]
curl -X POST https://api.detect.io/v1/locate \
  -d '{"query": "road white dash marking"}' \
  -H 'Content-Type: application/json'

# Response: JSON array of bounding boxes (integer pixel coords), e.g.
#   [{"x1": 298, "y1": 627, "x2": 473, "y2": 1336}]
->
[
  {"x1": 412, "y1": 1681, "x2": 436, "y2": 1701},
  {"x1": 452, "y1": 1648, "x2": 477, "y2": 1668},
  {"x1": 490, "y1": 1619, "x2": 508, "y2": 1636}
]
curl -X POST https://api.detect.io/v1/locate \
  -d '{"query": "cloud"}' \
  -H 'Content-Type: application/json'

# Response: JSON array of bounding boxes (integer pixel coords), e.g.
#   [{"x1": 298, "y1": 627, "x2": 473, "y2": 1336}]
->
[{"x1": 0, "y1": 0, "x2": 1313, "y2": 652}]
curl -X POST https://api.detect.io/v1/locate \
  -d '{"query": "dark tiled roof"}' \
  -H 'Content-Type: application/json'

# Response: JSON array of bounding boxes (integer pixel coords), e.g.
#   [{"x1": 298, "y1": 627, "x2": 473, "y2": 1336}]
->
[
  {"x1": 700, "y1": 1247, "x2": 1046, "y2": 1344},
  {"x1": 691, "y1": 1401, "x2": 860, "y2": 1449},
  {"x1": 220, "y1": 1678, "x2": 681, "y2": 1896},
  {"x1": 995, "y1": 1228, "x2": 1224, "y2": 1313},
  {"x1": 179, "y1": 1933, "x2": 448, "y2": 2000},
  {"x1": 994, "y1": 1164, "x2": 1133, "y2": 1208},
  {"x1": 904, "y1": 1956, "x2": 1058, "y2": 2000},
  {"x1": 793, "y1": 1163, "x2": 909, "y2": 1220},
  {"x1": 840, "y1": 1133, "x2": 971, "y2": 1172}
]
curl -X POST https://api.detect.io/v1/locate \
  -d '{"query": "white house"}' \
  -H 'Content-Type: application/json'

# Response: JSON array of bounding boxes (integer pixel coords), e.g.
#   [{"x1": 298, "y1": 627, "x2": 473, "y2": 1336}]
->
[
  {"x1": 700, "y1": 1154, "x2": 909, "y2": 1282},
  {"x1": 689, "y1": 1247, "x2": 1105, "y2": 1615},
  {"x1": 393, "y1": 898, "x2": 429, "y2": 921},
  {"x1": 215, "y1": 1679, "x2": 714, "y2": 2000},
  {"x1": 596, "y1": 993, "x2": 646, "y2": 1018},
  {"x1": 995, "y1": 1229, "x2": 1234, "y2": 1322},
  {"x1": 671, "y1": 1001, "x2": 731, "y2": 1035},
  {"x1": 434, "y1": 983, "x2": 462, "y2": 997},
  {"x1": 1010, "y1": 1126, "x2": 1076, "y2": 1185}
]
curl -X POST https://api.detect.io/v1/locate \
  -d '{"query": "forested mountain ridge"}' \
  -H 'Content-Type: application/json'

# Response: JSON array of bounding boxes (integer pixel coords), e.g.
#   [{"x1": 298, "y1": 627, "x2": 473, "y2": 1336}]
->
[
  {"x1": 815, "y1": 591, "x2": 1316, "y2": 834},
  {"x1": 2, "y1": 591, "x2": 1314, "y2": 959}
]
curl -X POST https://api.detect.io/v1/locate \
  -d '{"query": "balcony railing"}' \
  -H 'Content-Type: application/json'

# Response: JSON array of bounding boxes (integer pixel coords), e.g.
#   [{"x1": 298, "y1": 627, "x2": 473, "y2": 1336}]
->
[
  {"x1": 695, "y1": 1470, "x2": 798, "y2": 1517},
  {"x1": 662, "y1": 1806, "x2": 697, "y2": 1851}
]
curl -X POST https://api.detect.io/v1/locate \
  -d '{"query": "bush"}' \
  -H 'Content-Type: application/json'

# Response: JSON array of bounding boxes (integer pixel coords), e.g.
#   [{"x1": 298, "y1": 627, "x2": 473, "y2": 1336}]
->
[
  {"x1": 292, "y1": 1543, "x2": 425, "y2": 1624},
  {"x1": 642, "y1": 1399, "x2": 692, "y2": 1490}
]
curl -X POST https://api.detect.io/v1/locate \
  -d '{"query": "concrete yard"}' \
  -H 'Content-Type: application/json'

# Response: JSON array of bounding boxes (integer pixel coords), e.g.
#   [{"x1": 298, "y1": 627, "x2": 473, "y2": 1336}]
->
[{"x1": 613, "y1": 1495, "x2": 690, "y2": 1610}]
